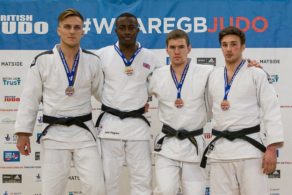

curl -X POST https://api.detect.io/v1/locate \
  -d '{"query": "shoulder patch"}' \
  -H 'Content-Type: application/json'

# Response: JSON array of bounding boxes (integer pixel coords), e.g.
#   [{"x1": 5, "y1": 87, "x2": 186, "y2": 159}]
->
[{"x1": 30, "y1": 50, "x2": 53, "y2": 68}]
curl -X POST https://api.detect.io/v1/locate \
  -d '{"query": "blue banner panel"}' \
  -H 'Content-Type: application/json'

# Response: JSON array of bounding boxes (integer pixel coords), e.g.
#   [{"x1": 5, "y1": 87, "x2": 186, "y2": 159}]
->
[{"x1": 0, "y1": 0, "x2": 291, "y2": 49}]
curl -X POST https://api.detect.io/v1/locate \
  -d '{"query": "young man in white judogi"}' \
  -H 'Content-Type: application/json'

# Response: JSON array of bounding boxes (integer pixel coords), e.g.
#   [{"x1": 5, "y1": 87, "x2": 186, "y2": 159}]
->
[
  {"x1": 15, "y1": 9, "x2": 105, "y2": 195},
  {"x1": 149, "y1": 29, "x2": 213, "y2": 195},
  {"x1": 205, "y1": 26, "x2": 284, "y2": 195},
  {"x1": 95, "y1": 13, "x2": 162, "y2": 195}
]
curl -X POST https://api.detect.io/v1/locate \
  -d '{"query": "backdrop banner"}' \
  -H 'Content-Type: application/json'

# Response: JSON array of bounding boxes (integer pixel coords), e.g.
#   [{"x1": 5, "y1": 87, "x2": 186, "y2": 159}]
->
[{"x1": 1, "y1": 1, "x2": 291, "y2": 195}]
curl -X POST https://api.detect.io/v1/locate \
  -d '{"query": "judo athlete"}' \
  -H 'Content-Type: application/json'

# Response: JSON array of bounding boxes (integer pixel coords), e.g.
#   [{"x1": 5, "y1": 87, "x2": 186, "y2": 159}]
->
[
  {"x1": 95, "y1": 12, "x2": 162, "y2": 195},
  {"x1": 148, "y1": 29, "x2": 213, "y2": 195},
  {"x1": 15, "y1": 8, "x2": 106, "y2": 195},
  {"x1": 202, "y1": 26, "x2": 284, "y2": 195}
]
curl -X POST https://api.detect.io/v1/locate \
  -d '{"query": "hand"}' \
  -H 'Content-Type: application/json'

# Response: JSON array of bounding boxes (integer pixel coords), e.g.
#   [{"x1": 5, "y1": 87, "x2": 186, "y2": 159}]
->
[
  {"x1": 247, "y1": 59, "x2": 262, "y2": 68},
  {"x1": 16, "y1": 133, "x2": 32, "y2": 156},
  {"x1": 144, "y1": 102, "x2": 150, "y2": 113},
  {"x1": 262, "y1": 144, "x2": 278, "y2": 174}
]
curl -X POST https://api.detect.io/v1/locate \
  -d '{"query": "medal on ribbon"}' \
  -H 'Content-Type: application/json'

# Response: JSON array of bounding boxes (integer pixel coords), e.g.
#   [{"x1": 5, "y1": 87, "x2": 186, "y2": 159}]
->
[
  {"x1": 58, "y1": 48, "x2": 80, "y2": 96},
  {"x1": 124, "y1": 66, "x2": 134, "y2": 75},
  {"x1": 222, "y1": 59, "x2": 245, "y2": 110},
  {"x1": 65, "y1": 86, "x2": 75, "y2": 96},
  {"x1": 174, "y1": 98, "x2": 184, "y2": 108},
  {"x1": 171, "y1": 60, "x2": 190, "y2": 108},
  {"x1": 114, "y1": 42, "x2": 142, "y2": 76}
]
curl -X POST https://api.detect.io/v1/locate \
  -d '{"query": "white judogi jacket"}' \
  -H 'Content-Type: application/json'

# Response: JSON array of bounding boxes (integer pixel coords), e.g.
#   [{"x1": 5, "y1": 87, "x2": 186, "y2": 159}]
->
[
  {"x1": 207, "y1": 60, "x2": 284, "y2": 160},
  {"x1": 15, "y1": 45, "x2": 103, "y2": 149},
  {"x1": 96, "y1": 42, "x2": 162, "y2": 140},
  {"x1": 149, "y1": 62, "x2": 214, "y2": 162}
]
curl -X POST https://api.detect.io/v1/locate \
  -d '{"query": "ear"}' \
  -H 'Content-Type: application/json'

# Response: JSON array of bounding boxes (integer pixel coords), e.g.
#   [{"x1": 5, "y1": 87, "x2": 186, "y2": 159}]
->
[
  {"x1": 166, "y1": 47, "x2": 170, "y2": 55},
  {"x1": 188, "y1": 44, "x2": 191, "y2": 53},
  {"x1": 242, "y1": 44, "x2": 246, "y2": 51},
  {"x1": 57, "y1": 27, "x2": 61, "y2": 36}
]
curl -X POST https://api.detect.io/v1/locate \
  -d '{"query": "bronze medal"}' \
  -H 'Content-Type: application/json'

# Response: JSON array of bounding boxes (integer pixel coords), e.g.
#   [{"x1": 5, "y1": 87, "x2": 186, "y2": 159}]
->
[
  {"x1": 65, "y1": 86, "x2": 74, "y2": 96},
  {"x1": 125, "y1": 66, "x2": 134, "y2": 75},
  {"x1": 221, "y1": 100, "x2": 230, "y2": 111},
  {"x1": 175, "y1": 98, "x2": 184, "y2": 108}
]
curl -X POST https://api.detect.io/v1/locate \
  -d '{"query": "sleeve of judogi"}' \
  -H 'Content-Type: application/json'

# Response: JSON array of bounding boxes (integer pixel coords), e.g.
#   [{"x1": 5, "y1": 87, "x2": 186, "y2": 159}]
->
[
  {"x1": 254, "y1": 68, "x2": 284, "y2": 145},
  {"x1": 15, "y1": 58, "x2": 43, "y2": 134},
  {"x1": 92, "y1": 56, "x2": 104, "y2": 102},
  {"x1": 148, "y1": 68, "x2": 159, "y2": 98},
  {"x1": 206, "y1": 72, "x2": 213, "y2": 122}
]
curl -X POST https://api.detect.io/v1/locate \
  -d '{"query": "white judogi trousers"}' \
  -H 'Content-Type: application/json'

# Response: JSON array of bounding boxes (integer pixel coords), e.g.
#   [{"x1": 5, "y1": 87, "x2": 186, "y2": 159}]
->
[
  {"x1": 210, "y1": 158, "x2": 269, "y2": 195},
  {"x1": 154, "y1": 155, "x2": 206, "y2": 195},
  {"x1": 41, "y1": 146, "x2": 106, "y2": 195},
  {"x1": 101, "y1": 139, "x2": 152, "y2": 195}
]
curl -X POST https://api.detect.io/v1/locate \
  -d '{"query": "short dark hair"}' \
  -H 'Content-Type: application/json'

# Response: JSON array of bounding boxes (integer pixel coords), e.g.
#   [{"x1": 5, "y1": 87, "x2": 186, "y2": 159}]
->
[
  {"x1": 166, "y1": 29, "x2": 190, "y2": 46},
  {"x1": 58, "y1": 8, "x2": 84, "y2": 24},
  {"x1": 219, "y1": 26, "x2": 246, "y2": 45},
  {"x1": 115, "y1": 12, "x2": 138, "y2": 26}
]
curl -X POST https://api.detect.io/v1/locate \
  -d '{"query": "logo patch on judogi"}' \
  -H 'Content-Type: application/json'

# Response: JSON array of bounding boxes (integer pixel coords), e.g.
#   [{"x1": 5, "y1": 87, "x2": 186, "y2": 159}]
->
[{"x1": 143, "y1": 62, "x2": 150, "y2": 69}]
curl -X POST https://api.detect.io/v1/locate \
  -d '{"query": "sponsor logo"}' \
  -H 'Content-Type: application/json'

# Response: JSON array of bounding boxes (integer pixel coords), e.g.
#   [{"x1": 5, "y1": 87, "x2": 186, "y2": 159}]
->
[
  {"x1": 1, "y1": 61, "x2": 23, "y2": 66},
  {"x1": 2, "y1": 192, "x2": 21, "y2": 195},
  {"x1": 2, "y1": 77, "x2": 21, "y2": 86},
  {"x1": 4, "y1": 96, "x2": 20, "y2": 102},
  {"x1": 259, "y1": 59, "x2": 280, "y2": 64},
  {"x1": 4, "y1": 134, "x2": 17, "y2": 144},
  {"x1": 205, "y1": 187, "x2": 210, "y2": 195},
  {"x1": 166, "y1": 57, "x2": 170, "y2": 65},
  {"x1": 0, "y1": 109, "x2": 18, "y2": 112},
  {"x1": 197, "y1": 57, "x2": 216, "y2": 66},
  {"x1": 0, "y1": 15, "x2": 48, "y2": 35},
  {"x1": 0, "y1": 165, "x2": 24, "y2": 169},
  {"x1": 35, "y1": 173, "x2": 41, "y2": 182},
  {"x1": 3, "y1": 151, "x2": 20, "y2": 162},
  {"x1": 269, "y1": 74, "x2": 279, "y2": 83},
  {"x1": 35, "y1": 152, "x2": 40, "y2": 161},
  {"x1": 23, "y1": 165, "x2": 41, "y2": 169},
  {"x1": 68, "y1": 175, "x2": 80, "y2": 180},
  {"x1": 1, "y1": 117, "x2": 16, "y2": 124},
  {"x1": 268, "y1": 170, "x2": 281, "y2": 178},
  {"x1": 2, "y1": 174, "x2": 22, "y2": 183},
  {"x1": 270, "y1": 188, "x2": 280, "y2": 195},
  {"x1": 68, "y1": 192, "x2": 81, "y2": 195}
]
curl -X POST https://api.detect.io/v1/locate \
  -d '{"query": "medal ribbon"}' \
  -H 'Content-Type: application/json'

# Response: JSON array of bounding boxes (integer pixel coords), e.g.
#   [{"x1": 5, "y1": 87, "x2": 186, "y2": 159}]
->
[
  {"x1": 58, "y1": 48, "x2": 80, "y2": 87},
  {"x1": 170, "y1": 61, "x2": 190, "y2": 99},
  {"x1": 114, "y1": 42, "x2": 142, "y2": 67},
  {"x1": 223, "y1": 59, "x2": 245, "y2": 100}
]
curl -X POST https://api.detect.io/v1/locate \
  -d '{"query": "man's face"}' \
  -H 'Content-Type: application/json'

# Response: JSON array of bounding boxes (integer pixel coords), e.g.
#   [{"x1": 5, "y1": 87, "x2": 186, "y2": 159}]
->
[
  {"x1": 167, "y1": 38, "x2": 191, "y2": 66},
  {"x1": 221, "y1": 34, "x2": 245, "y2": 65},
  {"x1": 57, "y1": 16, "x2": 84, "y2": 48},
  {"x1": 115, "y1": 16, "x2": 139, "y2": 47}
]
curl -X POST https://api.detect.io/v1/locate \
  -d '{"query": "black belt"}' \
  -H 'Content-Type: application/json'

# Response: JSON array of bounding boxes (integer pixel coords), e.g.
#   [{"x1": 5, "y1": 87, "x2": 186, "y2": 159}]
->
[
  {"x1": 200, "y1": 124, "x2": 266, "y2": 168},
  {"x1": 95, "y1": 104, "x2": 150, "y2": 127},
  {"x1": 36, "y1": 113, "x2": 94, "y2": 143},
  {"x1": 154, "y1": 124, "x2": 203, "y2": 154}
]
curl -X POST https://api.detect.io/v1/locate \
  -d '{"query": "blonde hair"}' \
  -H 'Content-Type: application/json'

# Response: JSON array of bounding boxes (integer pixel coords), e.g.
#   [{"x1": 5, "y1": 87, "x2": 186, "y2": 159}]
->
[{"x1": 58, "y1": 8, "x2": 84, "y2": 24}]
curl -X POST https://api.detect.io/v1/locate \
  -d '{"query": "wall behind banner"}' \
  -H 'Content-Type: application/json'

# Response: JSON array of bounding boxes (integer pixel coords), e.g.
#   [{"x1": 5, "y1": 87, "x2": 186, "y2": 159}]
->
[{"x1": 0, "y1": 0, "x2": 291, "y2": 194}]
